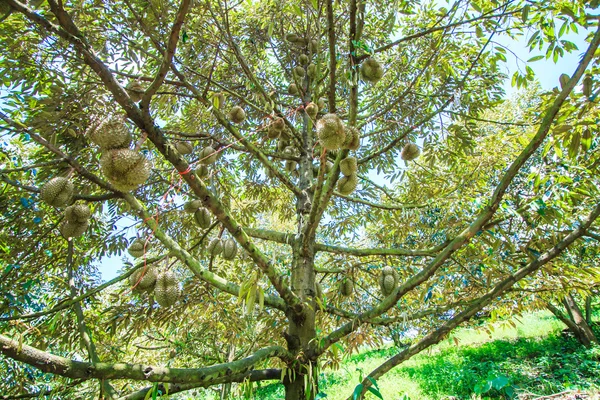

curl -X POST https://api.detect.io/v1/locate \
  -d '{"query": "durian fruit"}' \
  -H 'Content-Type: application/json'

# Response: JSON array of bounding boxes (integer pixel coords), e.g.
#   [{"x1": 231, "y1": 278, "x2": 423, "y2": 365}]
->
[
  {"x1": 342, "y1": 126, "x2": 361, "y2": 150},
  {"x1": 299, "y1": 54, "x2": 310, "y2": 65},
  {"x1": 194, "y1": 207, "x2": 212, "y2": 229},
  {"x1": 175, "y1": 141, "x2": 194, "y2": 155},
  {"x1": 129, "y1": 265, "x2": 157, "y2": 292},
  {"x1": 197, "y1": 165, "x2": 210, "y2": 178},
  {"x1": 294, "y1": 66, "x2": 306, "y2": 78},
  {"x1": 64, "y1": 204, "x2": 91, "y2": 223},
  {"x1": 126, "y1": 80, "x2": 144, "y2": 102},
  {"x1": 40, "y1": 177, "x2": 74, "y2": 207},
  {"x1": 337, "y1": 173, "x2": 358, "y2": 195},
  {"x1": 309, "y1": 39, "x2": 318, "y2": 53},
  {"x1": 288, "y1": 84, "x2": 298, "y2": 95},
  {"x1": 184, "y1": 199, "x2": 203, "y2": 213},
  {"x1": 317, "y1": 98, "x2": 326, "y2": 111},
  {"x1": 400, "y1": 143, "x2": 420, "y2": 161},
  {"x1": 267, "y1": 124, "x2": 281, "y2": 139},
  {"x1": 154, "y1": 270, "x2": 180, "y2": 307},
  {"x1": 100, "y1": 149, "x2": 151, "y2": 191},
  {"x1": 59, "y1": 220, "x2": 89, "y2": 239},
  {"x1": 307, "y1": 64, "x2": 316, "y2": 78},
  {"x1": 208, "y1": 238, "x2": 223, "y2": 256},
  {"x1": 285, "y1": 160, "x2": 297, "y2": 172},
  {"x1": 339, "y1": 157, "x2": 357, "y2": 176},
  {"x1": 286, "y1": 33, "x2": 299, "y2": 43},
  {"x1": 222, "y1": 238, "x2": 238, "y2": 260},
  {"x1": 128, "y1": 238, "x2": 151, "y2": 258},
  {"x1": 316, "y1": 114, "x2": 346, "y2": 150},
  {"x1": 305, "y1": 102, "x2": 318, "y2": 119},
  {"x1": 378, "y1": 266, "x2": 399, "y2": 296},
  {"x1": 272, "y1": 118, "x2": 285, "y2": 131},
  {"x1": 213, "y1": 92, "x2": 225, "y2": 109},
  {"x1": 360, "y1": 58, "x2": 384, "y2": 84},
  {"x1": 339, "y1": 277, "x2": 354, "y2": 296},
  {"x1": 88, "y1": 118, "x2": 132, "y2": 150},
  {"x1": 229, "y1": 106, "x2": 246, "y2": 124},
  {"x1": 199, "y1": 146, "x2": 218, "y2": 165}
]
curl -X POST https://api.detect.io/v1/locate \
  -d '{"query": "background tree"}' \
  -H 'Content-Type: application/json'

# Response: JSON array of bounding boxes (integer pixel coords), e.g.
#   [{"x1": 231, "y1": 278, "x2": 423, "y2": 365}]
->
[{"x1": 0, "y1": 0, "x2": 599, "y2": 399}]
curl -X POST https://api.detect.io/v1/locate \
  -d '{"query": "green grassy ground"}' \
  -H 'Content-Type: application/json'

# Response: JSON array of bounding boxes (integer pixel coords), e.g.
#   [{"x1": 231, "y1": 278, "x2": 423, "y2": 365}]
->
[{"x1": 253, "y1": 311, "x2": 600, "y2": 399}]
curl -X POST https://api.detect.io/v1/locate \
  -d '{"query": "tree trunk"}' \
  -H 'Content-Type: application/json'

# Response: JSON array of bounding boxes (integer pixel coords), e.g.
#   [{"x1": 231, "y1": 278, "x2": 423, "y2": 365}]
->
[{"x1": 547, "y1": 293, "x2": 598, "y2": 347}]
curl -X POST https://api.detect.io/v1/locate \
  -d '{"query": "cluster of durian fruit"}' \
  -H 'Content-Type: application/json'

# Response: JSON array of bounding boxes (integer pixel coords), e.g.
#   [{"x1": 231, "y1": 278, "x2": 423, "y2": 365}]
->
[
  {"x1": 127, "y1": 240, "x2": 181, "y2": 308},
  {"x1": 335, "y1": 265, "x2": 400, "y2": 298},
  {"x1": 87, "y1": 117, "x2": 151, "y2": 191},
  {"x1": 39, "y1": 176, "x2": 93, "y2": 239},
  {"x1": 183, "y1": 199, "x2": 238, "y2": 260}
]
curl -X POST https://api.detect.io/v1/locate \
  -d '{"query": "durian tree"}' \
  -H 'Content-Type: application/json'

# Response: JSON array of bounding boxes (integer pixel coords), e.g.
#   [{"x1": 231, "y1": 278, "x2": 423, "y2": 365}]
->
[{"x1": 1, "y1": 0, "x2": 600, "y2": 399}]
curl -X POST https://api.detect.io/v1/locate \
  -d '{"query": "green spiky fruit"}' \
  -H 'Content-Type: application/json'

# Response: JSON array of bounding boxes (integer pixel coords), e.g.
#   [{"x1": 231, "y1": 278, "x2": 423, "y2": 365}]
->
[
  {"x1": 317, "y1": 114, "x2": 345, "y2": 150},
  {"x1": 129, "y1": 266, "x2": 157, "y2": 291},
  {"x1": 59, "y1": 220, "x2": 89, "y2": 239},
  {"x1": 40, "y1": 177, "x2": 74, "y2": 207},
  {"x1": 307, "y1": 64, "x2": 316, "y2": 78},
  {"x1": 339, "y1": 157, "x2": 357, "y2": 176},
  {"x1": 184, "y1": 199, "x2": 203, "y2": 213},
  {"x1": 360, "y1": 58, "x2": 384, "y2": 83},
  {"x1": 194, "y1": 208, "x2": 212, "y2": 229},
  {"x1": 268, "y1": 124, "x2": 281, "y2": 139},
  {"x1": 100, "y1": 149, "x2": 151, "y2": 191},
  {"x1": 400, "y1": 143, "x2": 420, "y2": 161},
  {"x1": 128, "y1": 238, "x2": 151, "y2": 258},
  {"x1": 175, "y1": 141, "x2": 194, "y2": 155},
  {"x1": 294, "y1": 66, "x2": 305, "y2": 78},
  {"x1": 299, "y1": 54, "x2": 310, "y2": 65},
  {"x1": 229, "y1": 106, "x2": 246, "y2": 124},
  {"x1": 317, "y1": 98, "x2": 326, "y2": 111},
  {"x1": 65, "y1": 204, "x2": 91, "y2": 223},
  {"x1": 272, "y1": 118, "x2": 285, "y2": 131},
  {"x1": 382, "y1": 275, "x2": 396, "y2": 295},
  {"x1": 88, "y1": 118, "x2": 132, "y2": 150},
  {"x1": 199, "y1": 146, "x2": 218, "y2": 165},
  {"x1": 337, "y1": 173, "x2": 358, "y2": 195},
  {"x1": 342, "y1": 126, "x2": 361, "y2": 150},
  {"x1": 382, "y1": 266, "x2": 394, "y2": 276},
  {"x1": 288, "y1": 83, "x2": 298, "y2": 95},
  {"x1": 305, "y1": 102, "x2": 318, "y2": 119},
  {"x1": 208, "y1": 238, "x2": 223, "y2": 256},
  {"x1": 222, "y1": 238, "x2": 238, "y2": 260},
  {"x1": 154, "y1": 270, "x2": 179, "y2": 307},
  {"x1": 286, "y1": 33, "x2": 299, "y2": 43},
  {"x1": 126, "y1": 80, "x2": 143, "y2": 102},
  {"x1": 309, "y1": 39, "x2": 318, "y2": 53},
  {"x1": 197, "y1": 165, "x2": 209, "y2": 178},
  {"x1": 339, "y1": 277, "x2": 353, "y2": 296},
  {"x1": 285, "y1": 160, "x2": 297, "y2": 172}
]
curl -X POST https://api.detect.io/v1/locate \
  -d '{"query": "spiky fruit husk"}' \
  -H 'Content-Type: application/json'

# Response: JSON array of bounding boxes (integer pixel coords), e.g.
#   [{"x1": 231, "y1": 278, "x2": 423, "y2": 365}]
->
[
  {"x1": 126, "y1": 81, "x2": 143, "y2": 102},
  {"x1": 175, "y1": 141, "x2": 194, "y2": 155},
  {"x1": 339, "y1": 156, "x2": 357, "y2": 176},
  {"x1": 222, "y1": 238, "x2": 238, "y2": 260},
  {"x1": 208, "y1": 238, "x2": 223, "y2": 256},
  {"x1": 317, "y1": 114, "x2": 346, "y2": 150},
  {"x1": 59, "y1": 220, "x2": 89, "y2": 239},
  {"x1": 288, "y1": 84, "x2": 298, "y2": 95},
  {"x1": 277, "y1": 139, "x2": 288, "y2": 152},
  {"x1": 307, "y1": 64, "x2": 316, "y2": 78},
  {"x1": 286, "y1": 33, "x2": 299, "y2": 43},
  {"x1": 340, "y1": 278, "x2": 353, "y2": 296},
  {"x1": 89, "y1": 118, "x2": 132, "y2": 150},
  {"x1": 272, "y1": 118, "x2": 285, "y2": 131},
  {"x1": 229, "y1": 106, "x2": 246, "y2": 124},
  {"x1": 100, "y1": 149, "x2": 151, "y2": 191},
  {"x1": 299, "y1": 54, "x2": 310, "y2": 65},
  {"x1": 199, "y1": 146, "x2": 218, "y2": 165},
  {"x1": 154, "y1": 271, "x2": 179, "y2": 307},
  {"x1": 267, "y1": 124, "x2": 281, "y2": 139},
  {"x1": 294, "y1": 66, "x2": 305, "y2": 78},
  {"x1": 194, "y1": 208, "x2": 212, "y2": 229},
  {"x1": 128, "y1": 238, "x2": 150, "y2": 258},
  {"x1": 40, "y1": 177, "x2": 74, "y2": 207},
  {"x1": 184, "y1": 199, "x2": 203, "y2": 213},
  {"x1": 285, "y1": 160, "x2": 297, "y2": 172},
  {"x1": 337, "y1": 173, "x2": 358, "y2": 195},
  {"x1": 65, "y1": 204, "x2": 91, "y2": 223},
  {"x1": 305, "y1": 102, "x2": 318, "y2": 119},
  {"x1": 382, "y1": 266, "x2": 394, "y2": 276},
  {"x1": 360, "y1": 58, "x2": 384, "y2": 83},
  {"x1": 380, "y1": 274, "x2": 396, "y2": 296},
  {"x1": 197, "y1": 165, "x2": 209, "y2": 178},
  {"x1": 342, "y1": 126, "x2": 361, "y2": 150},
  {"x1": 400, "y1": 143, "x2": 420, "y2": 161},
  {"x1": 129, "y1": 266, "x2": 157, "y2": 291},
  {"x1": 309, "y1": 39, "x2": 318, "y2": 53}
]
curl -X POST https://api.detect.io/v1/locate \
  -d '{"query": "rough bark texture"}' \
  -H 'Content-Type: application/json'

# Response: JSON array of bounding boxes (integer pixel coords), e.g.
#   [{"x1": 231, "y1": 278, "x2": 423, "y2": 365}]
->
[{"x1": 548, "y1": 294, "x2": 598, "y2": 347}]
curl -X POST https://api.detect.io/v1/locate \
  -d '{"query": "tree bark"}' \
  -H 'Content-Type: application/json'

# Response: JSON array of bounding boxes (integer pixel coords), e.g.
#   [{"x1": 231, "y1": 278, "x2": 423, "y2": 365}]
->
[{"x1": 547, "y1": 294, "x2": 598, "y2": 347}]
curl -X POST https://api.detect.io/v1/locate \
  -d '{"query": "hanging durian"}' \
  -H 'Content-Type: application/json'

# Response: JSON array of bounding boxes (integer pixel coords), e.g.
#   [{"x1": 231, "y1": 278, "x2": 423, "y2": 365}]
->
[
  {"x1": 337, "y1": 174, "x2": 358, "y2": 195},
  {"x1": 378, "y1": 266, "x2": 399, "y2": 296},
  {"x1": 40, "y1": 177, "x2": 74, "y2": 207},
  {"x1": 317, "y1": 114, "x2": 346, "y2": 150},
  {"x1": 88, "y1": 118, "x2": 132, "y2": 150},
  {"x1": 229, "y1": 106, "x2": 246, "y2": 124},
  {"x1": 400, "y1": 143, "x2": 420, "y2": 161},
  {"x1": 360, "y1": 58, "x2": 384, "y2": 83},
  {"x1": 339, "y1": 156, "x2": 357, "y2": 176},
  {"x1": 199, "y1": 146, "x2": 218, "y2": 165},
  {"x1": 222, "y1": 238, "x2": 238, "y2": 260},
  {"x1": 154, "y1": 270, "x2": 180, "y2": 307}
]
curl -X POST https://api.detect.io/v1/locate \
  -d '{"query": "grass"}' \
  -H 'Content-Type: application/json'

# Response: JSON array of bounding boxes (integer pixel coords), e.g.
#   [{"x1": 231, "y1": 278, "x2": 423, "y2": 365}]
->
[{"x1": 250, "y1": 311, "x2": 600, "y2": 400}]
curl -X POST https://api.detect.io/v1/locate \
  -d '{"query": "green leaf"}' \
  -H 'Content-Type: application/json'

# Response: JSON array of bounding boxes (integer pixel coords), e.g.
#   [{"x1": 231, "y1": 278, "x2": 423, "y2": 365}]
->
[
  {"x1": 367, "y1": 376, "x2": 379, "y2": 390},
  {"x1": 491, "y1": 375, "x2": 509, "y2": 390},
  {"x1": 527, "y1": 55, "x2": 544, "y2": 62},
  {"x1": 353, "y1": 384, "x2": 363, "y2": 400},
  {"x1": 367, "y1": 387, "x2": 384, "y2": 400}
]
